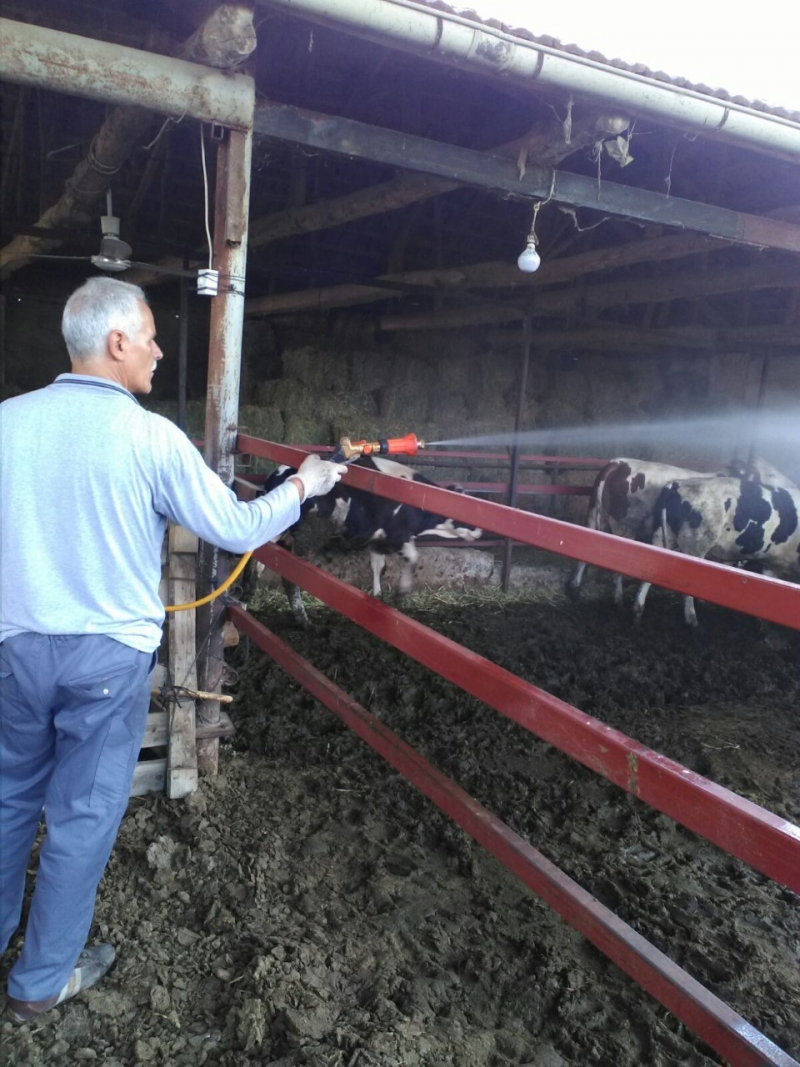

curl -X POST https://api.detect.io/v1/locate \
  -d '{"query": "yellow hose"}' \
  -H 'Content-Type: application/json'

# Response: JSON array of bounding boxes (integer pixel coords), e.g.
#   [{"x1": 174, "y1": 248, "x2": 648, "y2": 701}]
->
[{"x1": 165, "y1": 551, "x2": 253, "y2": 612}]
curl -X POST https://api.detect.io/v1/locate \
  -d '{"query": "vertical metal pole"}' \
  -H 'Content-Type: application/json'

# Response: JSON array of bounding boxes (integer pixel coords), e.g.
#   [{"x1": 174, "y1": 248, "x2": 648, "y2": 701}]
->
[
  {"x1": 196, "y1": 124, "x2": 252, "y2": 775},
  {"x1": 178, "y1": 263, "x2": 189, "y2": 433},
  {"x1": 501, "y1": 315, "x2": 532, "y2": 592}
]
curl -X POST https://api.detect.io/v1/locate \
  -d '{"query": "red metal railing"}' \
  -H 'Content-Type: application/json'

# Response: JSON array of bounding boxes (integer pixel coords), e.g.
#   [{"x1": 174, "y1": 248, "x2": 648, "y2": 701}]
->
[
  {"x1": 249, "y1": 543, "x2": 800, "y2": 895},
  {"x1": 236, "y1": 444, "x2": 600, "y2": 496},
  {"x1": 236, "y1": 436, "x2": 800, "y2": 631},
  {"x1": 229, "y1": 602, "x2": 798, "y2": 1067},
  {"x1": 238, "y1": 472, "x2": 590, "y2": 497}
]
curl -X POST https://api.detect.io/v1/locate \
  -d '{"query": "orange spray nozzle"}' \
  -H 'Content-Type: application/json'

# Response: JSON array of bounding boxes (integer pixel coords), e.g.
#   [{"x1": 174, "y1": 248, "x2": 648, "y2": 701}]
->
[{"x1": 385, "y1": 433, "x2": 425, "y2": 456}]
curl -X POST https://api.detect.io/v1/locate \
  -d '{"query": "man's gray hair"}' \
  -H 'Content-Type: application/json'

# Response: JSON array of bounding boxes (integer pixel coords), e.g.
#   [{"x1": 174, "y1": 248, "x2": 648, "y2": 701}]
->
[{"x1": 62, "y1": 277, "x2": 148, "y2": 361}]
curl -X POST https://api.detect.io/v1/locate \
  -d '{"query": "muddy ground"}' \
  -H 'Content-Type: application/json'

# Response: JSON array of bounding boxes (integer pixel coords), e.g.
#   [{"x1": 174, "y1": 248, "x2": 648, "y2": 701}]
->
[{"x1": 2, "y1": 569, "x2": 799, "y2": 1067}]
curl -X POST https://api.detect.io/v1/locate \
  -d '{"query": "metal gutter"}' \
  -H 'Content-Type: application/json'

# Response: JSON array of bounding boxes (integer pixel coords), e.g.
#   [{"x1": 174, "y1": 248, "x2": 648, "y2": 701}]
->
[
  {"x1": 0, "y1": 17, "x2": 255, "y2": 129},
  {"x1": 261, "y1": 0, "x2": 800, "y2": 161}
]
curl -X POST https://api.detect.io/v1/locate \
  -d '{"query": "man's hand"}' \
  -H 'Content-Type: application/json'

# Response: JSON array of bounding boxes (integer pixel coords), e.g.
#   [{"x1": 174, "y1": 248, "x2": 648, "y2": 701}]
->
[{"x1": 293, "y1": 454, "x2": 348, "y2": 501}]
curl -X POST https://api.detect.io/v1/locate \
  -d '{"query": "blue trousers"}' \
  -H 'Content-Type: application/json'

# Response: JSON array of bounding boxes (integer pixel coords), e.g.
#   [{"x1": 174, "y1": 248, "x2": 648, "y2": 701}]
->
[{"x1": 0, "y1": 633, "x2": 154, "y2": 1001}]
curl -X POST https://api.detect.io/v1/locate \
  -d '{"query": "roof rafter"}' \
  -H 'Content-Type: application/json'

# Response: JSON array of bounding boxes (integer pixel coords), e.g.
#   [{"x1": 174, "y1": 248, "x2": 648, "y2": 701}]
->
[
  {"x1": 252, "y1": 100, "x2": 800, "y2": 253},
  {"x1": 244, "y1": 231, "x2": 733, "y2": 316}
]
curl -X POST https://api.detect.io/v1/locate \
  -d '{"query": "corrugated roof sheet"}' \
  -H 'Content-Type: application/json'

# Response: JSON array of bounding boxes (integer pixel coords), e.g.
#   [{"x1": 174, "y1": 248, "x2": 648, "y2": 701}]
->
[{"x1": 415, "y1": 0, "x2": 800, "y2": 123}]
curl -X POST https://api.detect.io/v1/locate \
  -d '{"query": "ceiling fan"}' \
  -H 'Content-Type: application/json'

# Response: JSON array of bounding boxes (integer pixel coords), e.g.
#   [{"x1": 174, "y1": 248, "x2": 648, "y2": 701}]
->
[{"x1": 17, "y1": 191, "x2": 222, "y2": 295}]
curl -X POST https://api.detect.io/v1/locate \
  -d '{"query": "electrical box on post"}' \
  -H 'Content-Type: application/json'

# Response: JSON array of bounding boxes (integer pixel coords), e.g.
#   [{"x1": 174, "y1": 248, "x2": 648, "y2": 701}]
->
[{"x1": 197, "y1": 269, "x2": 219, "y2": 296}]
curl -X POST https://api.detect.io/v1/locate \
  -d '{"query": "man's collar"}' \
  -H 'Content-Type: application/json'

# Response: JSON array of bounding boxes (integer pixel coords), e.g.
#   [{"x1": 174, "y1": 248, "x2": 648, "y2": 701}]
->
[{"x1": 53, "y1": 373, "x2": 140, "y2": 405}]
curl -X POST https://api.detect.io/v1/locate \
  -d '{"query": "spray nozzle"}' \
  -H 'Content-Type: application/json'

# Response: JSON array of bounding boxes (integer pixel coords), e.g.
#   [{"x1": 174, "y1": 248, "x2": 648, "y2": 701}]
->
[{"x1": 331, "y1": 433, "x2": 425, "y2": 463}]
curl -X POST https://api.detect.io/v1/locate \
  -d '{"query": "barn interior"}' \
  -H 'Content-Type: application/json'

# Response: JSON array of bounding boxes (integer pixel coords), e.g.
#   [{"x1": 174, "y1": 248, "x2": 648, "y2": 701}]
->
[
  {"x1": 2, "y1": 0, "x2": 799, "y2": 491},
  {"x1": 2, "y1": 6, "x2": 800, "y2": 1066}
]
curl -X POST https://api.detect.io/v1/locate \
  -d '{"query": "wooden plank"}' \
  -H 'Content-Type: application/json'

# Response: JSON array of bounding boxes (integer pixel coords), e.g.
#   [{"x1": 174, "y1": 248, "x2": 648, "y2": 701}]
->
[
  {"x1": 151, "y1": 662, "x2": 168, "y2": 694},
  {"x1": 142, "y1": 710, "x2": 168, "y2": 750},
  {"x1": 143, "y1": 709, "x2": 236, "y2": 748},
  {"x1": 245, "y1": 232, "x2": 729, "y2": 316},
  {"x1": 378, "y1": 262, "x2": 798, "y2": 330},
  {"x1": 167, "y1": 524, "x2": 198, "y2": 798},
  {"x1": 131, "y1": 758, "x2": 167, "y2": 797},
  {"x1": 253, "y1": 100, "x2": 800, "y2": 253}
]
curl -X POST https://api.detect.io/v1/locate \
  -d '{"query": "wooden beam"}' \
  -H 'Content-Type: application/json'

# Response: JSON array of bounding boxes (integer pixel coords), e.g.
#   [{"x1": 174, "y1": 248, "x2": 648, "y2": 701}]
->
[
  {"x1": 247, "y1": 253, "x2": 794, "y2": 322},
  {"x1": 535, "y1": 260, "x2": 796, "y2": 315},
  {"x1": 248, "y1": 109, "x2": 629, "y2": 248},
  {"x1": 377, "y1": 262, "x2": 797, "y2": 330},
  {"x1": 245, "y1": 231, "x2": 730, "y2": 315},
  {"x1": 252, "y1": 100, "x2": 800, "y2": 253}
]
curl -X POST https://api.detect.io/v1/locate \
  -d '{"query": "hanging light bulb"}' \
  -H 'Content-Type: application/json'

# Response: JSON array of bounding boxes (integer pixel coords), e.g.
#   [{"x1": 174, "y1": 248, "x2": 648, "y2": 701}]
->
[
  {"x1": 517, "y1": 200, "x2": 543, "y2": 274},
  {"x1": 517, "y1": 237, "x2": 541, "y2": 273}
]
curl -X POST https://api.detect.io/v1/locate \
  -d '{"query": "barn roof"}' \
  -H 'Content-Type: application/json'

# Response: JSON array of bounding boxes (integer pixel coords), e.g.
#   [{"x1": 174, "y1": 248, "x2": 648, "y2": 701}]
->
[
  {"x1": 0, "y1": 0, "x2": 798, "y2": 380},
  {"x1": 417, "y1": 0, "x2": 800, "y2": 122}
]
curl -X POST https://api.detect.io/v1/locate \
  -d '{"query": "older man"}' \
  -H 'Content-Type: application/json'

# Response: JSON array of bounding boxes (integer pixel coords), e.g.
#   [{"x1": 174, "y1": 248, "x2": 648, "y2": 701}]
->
[{"x1": 0, "y1": 277, "x2": 345, "y2": 1022}]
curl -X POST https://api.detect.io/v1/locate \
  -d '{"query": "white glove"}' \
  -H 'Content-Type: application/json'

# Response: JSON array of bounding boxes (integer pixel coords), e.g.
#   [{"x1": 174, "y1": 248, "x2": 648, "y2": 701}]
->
[{"x1": 294, "y1": 453, "x2": 348, "y2": 500}]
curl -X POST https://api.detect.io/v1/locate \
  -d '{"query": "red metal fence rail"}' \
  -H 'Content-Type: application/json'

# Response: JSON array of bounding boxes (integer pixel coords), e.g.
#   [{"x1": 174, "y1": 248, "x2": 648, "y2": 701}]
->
[
  {"x1": 238, "y1": 472, "x2": 591, "y2": 498},
  {"x1": 250, "y1": 542, "x2": 800, "y2": 896},
  {"x1": 230, "y1": 434, "x2": 800, "y2": 1064},
  {"x1": 229, "y1": 602, "x2": 800, "y2": 1067},
  {"x1": 236, "y1": 435, "x2": 800, "y2": 631}
]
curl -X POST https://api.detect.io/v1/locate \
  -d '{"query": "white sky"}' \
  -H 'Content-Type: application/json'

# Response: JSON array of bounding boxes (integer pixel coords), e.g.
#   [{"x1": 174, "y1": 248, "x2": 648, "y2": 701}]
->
[{"x1": 466, "y1": 0, "x2": 800, "y2": 111}]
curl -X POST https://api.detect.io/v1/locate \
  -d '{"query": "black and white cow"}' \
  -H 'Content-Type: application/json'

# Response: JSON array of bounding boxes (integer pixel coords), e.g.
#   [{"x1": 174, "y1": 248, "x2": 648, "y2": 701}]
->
[
  {"x1": 260, "y1": 454, "x2": 483, "y2": 624},
  {"x1": 567, "y1": 455, "x2": 796, "y2": 605},
  {"x1": 633, "y1": 475, "x2": 800, "y2": 626},
  {"x1": 726, "y1": 455, "x2": 798, "y2": 492},
  {"x1": 567, "y1": 458, "x2": 712, "y2": 603}
]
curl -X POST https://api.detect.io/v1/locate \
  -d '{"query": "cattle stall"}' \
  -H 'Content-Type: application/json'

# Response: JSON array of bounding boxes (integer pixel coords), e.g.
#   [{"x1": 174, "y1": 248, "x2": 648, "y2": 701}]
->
[{"x1": 224, "y1": 433, "x2": 800, "y2": 1067}]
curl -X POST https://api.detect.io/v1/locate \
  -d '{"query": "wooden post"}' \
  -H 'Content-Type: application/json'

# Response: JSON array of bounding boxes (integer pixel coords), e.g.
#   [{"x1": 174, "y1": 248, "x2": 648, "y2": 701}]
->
[
  {"x1": 196, "y1": 124, "x2": 252, "y2": 775},
  {"x1": 167, "y1": 524, "x2": 199, "y2": 798}
]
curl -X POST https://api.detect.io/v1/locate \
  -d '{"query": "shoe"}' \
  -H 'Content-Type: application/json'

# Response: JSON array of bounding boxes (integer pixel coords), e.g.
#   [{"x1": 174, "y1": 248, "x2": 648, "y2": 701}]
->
[{"x1": 6, "y1": 943, "x2": 116, "y2": 1023}]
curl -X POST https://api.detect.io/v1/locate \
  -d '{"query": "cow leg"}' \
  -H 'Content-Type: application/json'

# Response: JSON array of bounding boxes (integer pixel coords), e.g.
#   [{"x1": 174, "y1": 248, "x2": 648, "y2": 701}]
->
[
  {"x1": 682, "y1": 595, "x2": 699, "y2": 628},
  {"x1": 568, "y1": 497, "x2": 601, "y2": 598},
  {"x1": 632, "y1": 581, "x2": 651, "y2": 622},
  {"x1": 397, "y1": 540, "x2": 419, "y2": 596},
  {"x1": 283, "y1": 578, "x2": 309, "y2": 627},
  {"x1": 369, "y1": 549, "x2": 387, "y2": 596},
  {"x1": 634, "y1": 516, "x2": 669, "y2": 623},
  {"x1": 612, "y1": 573, "x2": 625, "y2": 606},
  {"x1": 567, "y1": 561, "x2": 586, "y2": 598}
]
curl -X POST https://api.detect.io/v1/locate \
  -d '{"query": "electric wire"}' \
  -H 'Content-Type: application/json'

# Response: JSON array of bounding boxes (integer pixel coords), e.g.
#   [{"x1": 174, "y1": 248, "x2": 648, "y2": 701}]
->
[{"x1": 199, "y1": 124, "x2": 213, "y2": 271}]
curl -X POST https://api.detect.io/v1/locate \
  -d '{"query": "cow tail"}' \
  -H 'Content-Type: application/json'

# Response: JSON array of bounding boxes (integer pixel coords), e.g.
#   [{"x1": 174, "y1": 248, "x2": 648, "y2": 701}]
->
[{"x1": 652, "y1": 486, "x2": 670, "y2": 550}]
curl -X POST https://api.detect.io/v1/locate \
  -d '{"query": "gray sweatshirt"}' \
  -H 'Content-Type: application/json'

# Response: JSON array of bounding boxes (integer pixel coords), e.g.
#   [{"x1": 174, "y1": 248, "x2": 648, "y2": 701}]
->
[{"x1": 0, "y1": 374, "x2": 299, "y2": 652}]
